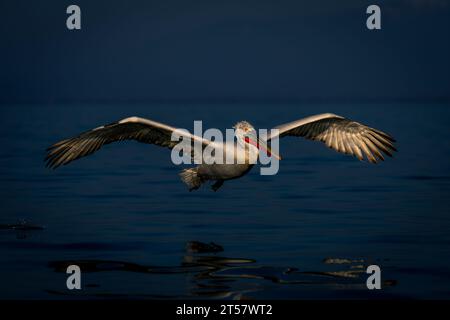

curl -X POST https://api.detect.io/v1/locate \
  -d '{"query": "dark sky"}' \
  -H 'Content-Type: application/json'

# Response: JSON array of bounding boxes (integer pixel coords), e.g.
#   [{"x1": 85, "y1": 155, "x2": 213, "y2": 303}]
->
[{"x1": 1, "y1": 0, "x2": 449, "y2": 103}]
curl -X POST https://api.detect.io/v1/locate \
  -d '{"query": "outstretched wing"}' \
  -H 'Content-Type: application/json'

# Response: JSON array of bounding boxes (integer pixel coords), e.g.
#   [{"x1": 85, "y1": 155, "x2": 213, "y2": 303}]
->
[
  {"x1": 269, "y1": 113, "x2": 397, "y2": 163},
  {"x1": 45, "y1": 116, "x2": 211, "y2": 169}
]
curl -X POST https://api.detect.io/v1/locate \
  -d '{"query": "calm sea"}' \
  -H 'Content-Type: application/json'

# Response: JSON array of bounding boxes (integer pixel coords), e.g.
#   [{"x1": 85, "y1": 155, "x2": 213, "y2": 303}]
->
[{"x1": 0, "y1": 103, "x2": 449, "y2": 299}]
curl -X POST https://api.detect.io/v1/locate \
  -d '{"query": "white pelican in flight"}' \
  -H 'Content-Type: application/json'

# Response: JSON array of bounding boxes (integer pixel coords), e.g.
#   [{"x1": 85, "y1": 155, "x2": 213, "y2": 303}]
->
[{"x1": 45, "y1": 113, "x2": 396, "y2": 191}]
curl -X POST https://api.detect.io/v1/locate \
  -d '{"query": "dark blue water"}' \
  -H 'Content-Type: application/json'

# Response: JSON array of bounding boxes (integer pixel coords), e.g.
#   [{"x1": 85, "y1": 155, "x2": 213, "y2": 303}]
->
[{"x1": 0, "y1": 103, "x2": 449, "y2": 299}]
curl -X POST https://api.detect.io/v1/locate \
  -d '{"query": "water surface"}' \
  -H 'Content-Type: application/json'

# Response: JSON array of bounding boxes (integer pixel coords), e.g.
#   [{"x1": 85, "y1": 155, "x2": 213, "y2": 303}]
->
[{"x1": 0, "y1": 103, "x2": 449, "y2": 299}]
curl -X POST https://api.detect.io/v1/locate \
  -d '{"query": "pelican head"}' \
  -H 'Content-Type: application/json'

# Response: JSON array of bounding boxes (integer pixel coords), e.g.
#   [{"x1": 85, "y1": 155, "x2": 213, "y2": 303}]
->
[{"x1": 234, "y1": 121, "x2": 281, "y2": 160}]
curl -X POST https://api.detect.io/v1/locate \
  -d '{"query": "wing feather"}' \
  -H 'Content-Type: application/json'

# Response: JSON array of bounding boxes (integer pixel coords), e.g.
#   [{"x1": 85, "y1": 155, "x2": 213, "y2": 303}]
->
[
  {"x1": 46, "y1": 116, "x2": 211, "y2": 169},
  {"x1": 270, "y1": 113, "x2": 396, "y2": 163},
  {"x1": 366, "y1": 133, "x2": 394, "y2": 157},
  {"x1": 362, "y1": 135, "x2": 384, "y2": 162},
  {"x1": 356, "y1": 133, "x2": 376, "y2": 163}
]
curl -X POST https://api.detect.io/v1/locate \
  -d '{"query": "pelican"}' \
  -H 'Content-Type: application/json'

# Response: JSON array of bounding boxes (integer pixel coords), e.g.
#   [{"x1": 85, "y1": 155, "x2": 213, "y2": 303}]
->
[{"x1": 45, "y1": 113, "x2": 396, "y2": 191}]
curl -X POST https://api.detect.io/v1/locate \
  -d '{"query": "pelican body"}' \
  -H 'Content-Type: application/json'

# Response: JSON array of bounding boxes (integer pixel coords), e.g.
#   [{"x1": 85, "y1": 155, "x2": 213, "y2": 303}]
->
[{"x1": 46, "y1": 113, "x2": 396, "y2": 191}]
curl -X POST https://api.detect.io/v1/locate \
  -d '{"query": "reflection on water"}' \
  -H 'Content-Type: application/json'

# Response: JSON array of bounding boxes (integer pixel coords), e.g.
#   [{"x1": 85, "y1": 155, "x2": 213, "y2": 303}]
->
[
  {"x1": 0, "y1": 103, "x2": 449, "y2": 299},
  {"x1": 186, "y1": 241, "x2": 224, "y2": 254},
  {"x1": 47, "y1": 241, "x2": 396, "y2": 299}
]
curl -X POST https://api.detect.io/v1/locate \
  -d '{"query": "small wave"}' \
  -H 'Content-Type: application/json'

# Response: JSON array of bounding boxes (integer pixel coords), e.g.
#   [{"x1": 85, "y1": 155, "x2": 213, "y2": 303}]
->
[{"x1": 46, "y1": 241, "x2": 396, "y2": 299}]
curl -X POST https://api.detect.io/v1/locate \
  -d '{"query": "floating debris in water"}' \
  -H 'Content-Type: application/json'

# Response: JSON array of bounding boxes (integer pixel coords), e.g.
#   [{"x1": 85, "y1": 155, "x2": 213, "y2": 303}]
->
[
  {"x1": 186, "y1": 241, "x2": 224, "y2": 253},
  {"x1": 0, "y1": 219, "x2": 44, "y2": 231}
]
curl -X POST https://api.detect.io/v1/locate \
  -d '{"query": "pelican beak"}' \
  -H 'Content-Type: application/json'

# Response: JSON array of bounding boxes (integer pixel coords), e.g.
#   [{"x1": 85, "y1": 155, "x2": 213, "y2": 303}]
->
[{"x1": 244, "y1": 135, "x2": 281, "y2": 160}]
